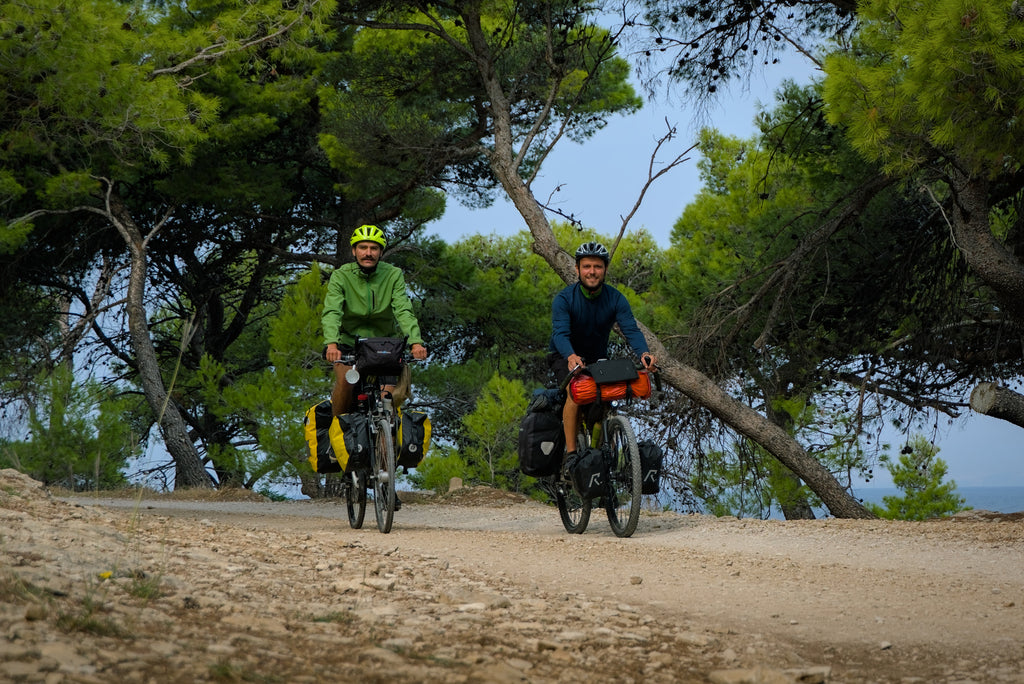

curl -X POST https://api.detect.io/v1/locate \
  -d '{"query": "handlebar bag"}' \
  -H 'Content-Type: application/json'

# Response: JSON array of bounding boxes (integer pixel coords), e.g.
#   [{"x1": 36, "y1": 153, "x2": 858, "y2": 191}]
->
[
  {"x1": 569, "y1": 369, "x2": 651, "y2": 404},
  {"x1": 355, "y1": 337, "x2": 405, "y2": 375},
  {"x1": 597, "y1": 370, "x2": 653, "y2": 401},
  {"x1": 568, "y1": 374, "x2": 598, "y2": 405},
  {"x1": 587, "y1": 358, "x2": 638, "y2": 384}
]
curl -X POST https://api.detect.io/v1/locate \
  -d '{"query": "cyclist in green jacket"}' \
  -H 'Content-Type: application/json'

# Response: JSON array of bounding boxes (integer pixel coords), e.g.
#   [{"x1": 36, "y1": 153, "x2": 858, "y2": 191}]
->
[{"x1": 323, "y1": 225, "x2": 427, "y2": 416}]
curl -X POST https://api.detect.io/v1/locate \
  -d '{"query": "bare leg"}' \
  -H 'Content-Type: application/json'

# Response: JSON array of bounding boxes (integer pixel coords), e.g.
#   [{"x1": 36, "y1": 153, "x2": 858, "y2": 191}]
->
[
  {"x1": 563, "y1": 398, "x2": 580, "y2": 452},
  {"x1": 331, "y1": 363, "x2": 355, "y2": 416}
]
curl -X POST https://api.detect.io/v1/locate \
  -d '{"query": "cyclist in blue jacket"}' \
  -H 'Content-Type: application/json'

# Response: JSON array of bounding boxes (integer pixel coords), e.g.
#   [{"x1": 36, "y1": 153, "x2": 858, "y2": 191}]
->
[{"x1": 548, "y1": 242, "x2": 656, "y2": 468}]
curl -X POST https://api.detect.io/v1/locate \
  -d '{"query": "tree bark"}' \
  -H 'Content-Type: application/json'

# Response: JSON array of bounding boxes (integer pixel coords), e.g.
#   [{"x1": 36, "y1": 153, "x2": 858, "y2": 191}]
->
[
  {"x1": 949, "y1": 171, "x2": 1024, "y2": 327},
  {"x1": 458, "y1": 10, "x2": 873, "y2": 519},
  {"x1": 645, "y1": 330, "x2": 870, "y2": 518},
  {"x1": 106, "y1": 192, "x2": 212, "y2": 489},
  {"x1": 970, "y1": 382, "x2": 1024, "y2": 429}
]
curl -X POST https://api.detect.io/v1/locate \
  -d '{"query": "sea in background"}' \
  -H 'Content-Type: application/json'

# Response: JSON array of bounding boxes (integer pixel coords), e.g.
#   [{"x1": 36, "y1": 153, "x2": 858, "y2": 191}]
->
[{"x1": 852, "y1": 486, "x2": 1024, "y2": 514}]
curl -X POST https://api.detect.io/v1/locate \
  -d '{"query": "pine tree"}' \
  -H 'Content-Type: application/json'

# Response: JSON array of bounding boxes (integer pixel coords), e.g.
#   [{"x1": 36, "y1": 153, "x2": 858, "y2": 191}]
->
[{"x1": 870, "y1": 436, "x2": 968, "y2": 520}]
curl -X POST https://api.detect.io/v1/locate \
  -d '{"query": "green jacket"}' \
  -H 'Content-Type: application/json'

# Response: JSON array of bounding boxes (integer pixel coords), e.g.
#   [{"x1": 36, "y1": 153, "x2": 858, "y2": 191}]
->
[{"x1": 321, "y1": 262, "x2": 424, "y2": 348}]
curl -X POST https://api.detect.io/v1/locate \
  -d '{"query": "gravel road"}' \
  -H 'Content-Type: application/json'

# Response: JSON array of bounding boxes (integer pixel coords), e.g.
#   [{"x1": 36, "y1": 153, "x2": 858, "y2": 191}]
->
[{"x1": 2, "y1": 471, "x2": 1022, "y2": 683}]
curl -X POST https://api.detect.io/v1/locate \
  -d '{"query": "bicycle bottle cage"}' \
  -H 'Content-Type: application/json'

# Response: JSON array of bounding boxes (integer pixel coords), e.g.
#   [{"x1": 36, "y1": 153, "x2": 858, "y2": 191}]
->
[{"x1": 587, "y1": 359, "x2": 638, "y2": 384}]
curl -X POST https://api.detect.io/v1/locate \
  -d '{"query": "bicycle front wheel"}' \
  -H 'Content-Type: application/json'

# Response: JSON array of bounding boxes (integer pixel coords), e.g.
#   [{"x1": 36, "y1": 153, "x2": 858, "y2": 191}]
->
[
  {"x1": 345, "y1": 469, "x2": 367, "y2": 529},
  {"x1": 604, "y1": 415, "x2": 642, "y2": 537},
  {"x1": 372, "y1": 416, "x2": 397, "y2": 533}
]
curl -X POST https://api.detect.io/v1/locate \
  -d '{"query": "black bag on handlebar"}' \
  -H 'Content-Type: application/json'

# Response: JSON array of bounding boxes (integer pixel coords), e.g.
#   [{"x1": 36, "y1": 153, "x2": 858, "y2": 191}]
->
[
  {"x1": 355, "y1": 337, "x2": 405, "y2": 375},
  {"x1": 587, "y1": 358, "x2": 638, "y2": 384}
]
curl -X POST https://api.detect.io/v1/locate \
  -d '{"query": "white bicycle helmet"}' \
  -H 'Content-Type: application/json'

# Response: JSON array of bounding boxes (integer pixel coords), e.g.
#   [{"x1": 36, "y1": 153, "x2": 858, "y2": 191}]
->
[{"x1": 574, "y1": 241, "x2": 610, "y2": 264}]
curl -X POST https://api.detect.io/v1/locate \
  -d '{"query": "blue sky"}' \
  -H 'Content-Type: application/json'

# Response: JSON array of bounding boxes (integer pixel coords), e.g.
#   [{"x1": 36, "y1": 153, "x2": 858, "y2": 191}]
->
[{"x1": 431, "y1": 65, "x2": 1023, "y2": 490}]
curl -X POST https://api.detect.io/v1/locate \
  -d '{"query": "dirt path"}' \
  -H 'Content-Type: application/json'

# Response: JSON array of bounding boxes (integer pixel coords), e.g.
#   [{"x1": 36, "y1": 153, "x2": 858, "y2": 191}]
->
[{"x1": 2, "y1": 471, "x2": 1023, "y2": 683}]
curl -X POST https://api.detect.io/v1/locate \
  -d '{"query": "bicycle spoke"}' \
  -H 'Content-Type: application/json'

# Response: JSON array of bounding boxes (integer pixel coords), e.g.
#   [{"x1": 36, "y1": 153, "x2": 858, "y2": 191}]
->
[
  {"x1": 605, "y1": 415, "x2": 642, "y2": 537},
  {"x1": 372, "y1": 414, "x2": 397, "y2": 534},
  {"x1": 345, "y1": 469, "x2": 366, "y2": 529},
  {"x1": 555, "y1": 428, "x2": 592, "y2": 534}
]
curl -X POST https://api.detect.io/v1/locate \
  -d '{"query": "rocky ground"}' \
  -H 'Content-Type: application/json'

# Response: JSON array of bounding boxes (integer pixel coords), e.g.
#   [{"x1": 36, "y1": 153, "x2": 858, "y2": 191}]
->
[{"x1": 1, "y1": 468, "x2": 1023, "y2": 683}]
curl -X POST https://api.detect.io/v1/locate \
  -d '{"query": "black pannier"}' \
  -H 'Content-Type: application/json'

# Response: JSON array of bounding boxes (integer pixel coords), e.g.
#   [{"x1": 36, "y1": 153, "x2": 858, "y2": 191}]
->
[
  {"x1": 637, "y1": 440, "x2": 664, "y2": 495},
  {"x1": 567, "y1": 445, "x2": 608, "y2": 498},
  {"x1": 335, "y1": 413, "x2": 372, "y2": 472},
  {"x1": 397, "y1": 408, "x2": 431, "y2": 470},
  {"x1": 304, "y1": 400, "x2": 342, "y2": 474},
  {"x1": 517, "y1": 389, "x2": 566, "y2": 477}
]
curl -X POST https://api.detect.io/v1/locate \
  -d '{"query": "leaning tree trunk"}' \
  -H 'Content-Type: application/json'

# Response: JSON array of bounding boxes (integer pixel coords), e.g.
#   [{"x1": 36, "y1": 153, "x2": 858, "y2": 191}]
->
[
  {"x1": 949, "y1": 172, "x2": 1024, "y2": 327},
  {"x1": 108, "y1": 194, "x2": 212, "y2": 489},
  {"x1": 970, "y1": 382, "x2": 1024, "y2": 429},
  {"x1": 460, "y1": 9, "x2": 872, "y2": 519},
  {"x1": 643, "y1": 331, "x2": 870, "y2": 518}
]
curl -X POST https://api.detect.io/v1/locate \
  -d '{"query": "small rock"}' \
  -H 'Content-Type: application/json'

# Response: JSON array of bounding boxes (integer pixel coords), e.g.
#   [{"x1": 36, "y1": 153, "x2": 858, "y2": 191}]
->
[{"x1": 24, "y1": 604, "x2": 47, "y2": 621}]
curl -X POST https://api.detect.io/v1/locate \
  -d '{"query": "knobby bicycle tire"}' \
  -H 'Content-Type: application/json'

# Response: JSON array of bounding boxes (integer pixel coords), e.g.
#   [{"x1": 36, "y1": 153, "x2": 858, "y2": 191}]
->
[
  {"x1": 556, "y1": 482, "x2": 592, "y2": 534},
  {"x1": 556, "y1": 431, "x2": 592, "y2": 534},
  {"x1": 345, "y1": 469, "x2": 367, "y2": 529},
  {"x1": 604, "y1": 415, "x2": 642, "y2": 538},
  {"x1": 372, "y1": 415, "x2": 397, "y2": 533}
]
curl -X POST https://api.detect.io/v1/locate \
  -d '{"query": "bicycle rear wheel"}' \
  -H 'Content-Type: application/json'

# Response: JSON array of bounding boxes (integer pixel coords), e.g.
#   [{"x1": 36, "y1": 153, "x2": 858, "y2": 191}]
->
[
  {"x1": 345, "y1": 469, "x2": 367, "y2": 529},
  {"x1": 372, "y1": 415, "x2": 397, "y2": 533},
  {"x1": 555, "y1": 431, "x2": 592, "y2": 534},
  {"x1": 555, "y1": 481, "x2": 591, "y2": 533},
  {"x1": 604, "y1": 415, "x2": 642, "y2": 537}
]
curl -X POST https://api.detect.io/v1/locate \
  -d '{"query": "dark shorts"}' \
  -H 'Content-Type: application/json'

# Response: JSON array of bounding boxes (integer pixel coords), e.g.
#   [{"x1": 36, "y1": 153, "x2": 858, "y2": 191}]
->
[{"x1": 548, "y1": 351, "x2": 570, "y2": 385}]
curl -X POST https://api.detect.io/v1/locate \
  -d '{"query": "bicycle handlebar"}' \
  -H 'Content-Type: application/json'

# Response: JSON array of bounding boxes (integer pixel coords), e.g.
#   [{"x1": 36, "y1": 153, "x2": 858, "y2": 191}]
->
[
  {"x1": 558, "y1": 359, "x2": 661, "y2": 394},
  {"x1": 558, "y1": 363, "x2": 584, "y2": 391}
]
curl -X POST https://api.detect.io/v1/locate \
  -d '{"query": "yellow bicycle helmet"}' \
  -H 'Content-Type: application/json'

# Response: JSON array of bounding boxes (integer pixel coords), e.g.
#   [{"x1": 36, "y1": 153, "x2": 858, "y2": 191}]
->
[{"x1": 350, "y1": 224, "x2": 387, "y2": 248}]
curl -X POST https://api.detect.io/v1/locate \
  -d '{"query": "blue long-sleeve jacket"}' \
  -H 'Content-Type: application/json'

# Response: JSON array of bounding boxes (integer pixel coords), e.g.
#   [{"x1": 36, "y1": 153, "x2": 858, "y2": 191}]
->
[{"x1": 548, "y1": 283, "x2": 649, "y2": 363}]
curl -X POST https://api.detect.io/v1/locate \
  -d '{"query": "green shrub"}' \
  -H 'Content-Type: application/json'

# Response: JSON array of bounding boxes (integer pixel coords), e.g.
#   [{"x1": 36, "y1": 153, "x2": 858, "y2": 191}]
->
[{"x1": 869, "y1": 435, "x2": 968, "y2": 520}]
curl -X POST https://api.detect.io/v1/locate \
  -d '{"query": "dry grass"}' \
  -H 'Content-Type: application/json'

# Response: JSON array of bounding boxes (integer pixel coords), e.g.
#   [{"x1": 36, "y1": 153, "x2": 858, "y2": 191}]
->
[{"x1": 46, "y1": 485, "x2": 270, "y2": 503}]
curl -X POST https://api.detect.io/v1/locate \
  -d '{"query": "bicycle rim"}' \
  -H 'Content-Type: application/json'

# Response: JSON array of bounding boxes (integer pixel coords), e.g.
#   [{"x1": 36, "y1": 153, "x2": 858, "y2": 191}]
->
[
  {"x1": 605, "y1": 415, "x2": 642, "y2": 537},
  {"x1": 345, "y1": 469, "x2": 366, "y2": 529},
  {"x1": 556, "y1": 482, "x2": 591, "y2": 533},
  {"x1": 555, "y1": 430, "x2": 593, "y2": 534},
  {"x1": 372, "y1": 415, "x2": 397, "y2": 533}
]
